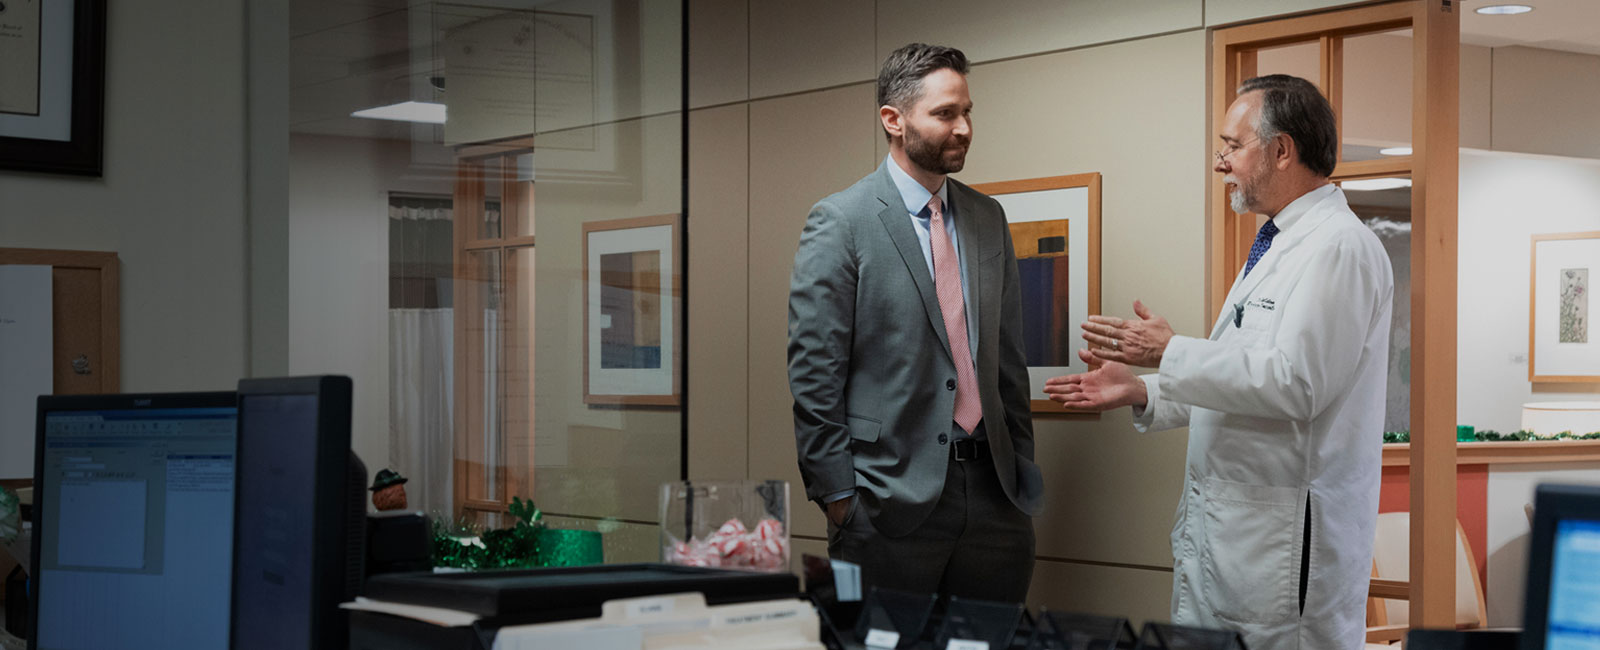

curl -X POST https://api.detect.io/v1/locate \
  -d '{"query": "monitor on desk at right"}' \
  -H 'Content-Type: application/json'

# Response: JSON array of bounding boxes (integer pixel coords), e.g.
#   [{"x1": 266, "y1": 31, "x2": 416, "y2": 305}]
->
[{"x1": 1521, "y1": 483, "x2": 1600, "y2": 650}]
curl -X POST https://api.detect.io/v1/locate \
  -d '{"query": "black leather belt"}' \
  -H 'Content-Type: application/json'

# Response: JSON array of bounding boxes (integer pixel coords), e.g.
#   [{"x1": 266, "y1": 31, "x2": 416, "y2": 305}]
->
[{"x1": 951, "y1": 438, "x2": 988, "y2": 462}]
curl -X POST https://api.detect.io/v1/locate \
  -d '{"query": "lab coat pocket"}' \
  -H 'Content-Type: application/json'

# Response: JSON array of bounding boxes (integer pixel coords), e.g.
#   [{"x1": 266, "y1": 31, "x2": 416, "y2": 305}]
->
[{"x1": 1199, "y1": 477, "x2": 1302, "y2": 625}]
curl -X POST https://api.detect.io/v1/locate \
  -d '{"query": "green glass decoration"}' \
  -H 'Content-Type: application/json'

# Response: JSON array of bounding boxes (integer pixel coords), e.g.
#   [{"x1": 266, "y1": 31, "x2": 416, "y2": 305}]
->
[
  {"x1": 1456, "y1": 425, "x2": 1476, "y2": 442},
  {"x1": 428, "y1": 497, "x2": 602, "y2": 569},
  {"x1": 536, "y1": 528, "x2": 603, "y2": 567}
]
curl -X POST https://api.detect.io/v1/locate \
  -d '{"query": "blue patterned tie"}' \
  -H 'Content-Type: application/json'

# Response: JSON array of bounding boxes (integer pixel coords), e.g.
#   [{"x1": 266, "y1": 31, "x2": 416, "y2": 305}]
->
[{"x1": 1243, "y1": 219, "x2": 1279, "y2": 278}]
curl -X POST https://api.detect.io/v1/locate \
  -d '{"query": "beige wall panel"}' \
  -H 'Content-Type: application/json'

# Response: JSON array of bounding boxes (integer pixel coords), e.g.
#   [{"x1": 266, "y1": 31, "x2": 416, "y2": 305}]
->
[
  {"x1": 876, "y1": 0, "x2": 1199, "y2": 66},
  {"x1": 1205, "y1": 0, "x2": 1370, "y2": 27},
  {"x1": 1342, "y1": 32, "x2": 1412, "y2": 150},
  {"x1": 533, "y1": 114, "x2": 685, "y2": 524},
  {"x1": 749, "y1": 1, "x2": 875, "y2": 99},
  {"x1": 1253, "y1": 40, "x2": 1318, "y2": 81},
  {"x1": 1460, "y1": 44, "x2": 1492, "y2": 150},
  {"x1": 688, "y1": 105, "x2": 753, "y2": 480},
  {"x1": 689, "y1": 0, "x2": 749, "y2": 108},
  {"x1": 1028, "y1": 560, "x2": 1175, "y2": 628},
  {"x1": 962, "y1": 31, "x2": 1206, "y2": 566},
  {"x1": 1492, "y1": 46, "x2": 1600, "y2": 160},
  {"x1": 542, "y1": 515, "x2": 661, "y2": 563},
  {"x1": 746, "y1": 83, "x2": 879, "y2": 540}
]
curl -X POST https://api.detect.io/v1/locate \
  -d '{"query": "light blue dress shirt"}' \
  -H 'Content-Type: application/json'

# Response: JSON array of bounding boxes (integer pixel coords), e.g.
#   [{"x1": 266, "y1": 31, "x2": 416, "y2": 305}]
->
[{"x1": 884, "y1": 155, "x2": 979, "y2": 355}]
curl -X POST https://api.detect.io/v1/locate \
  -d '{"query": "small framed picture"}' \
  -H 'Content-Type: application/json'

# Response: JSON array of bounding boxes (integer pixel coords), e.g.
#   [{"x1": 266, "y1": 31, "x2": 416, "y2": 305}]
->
[
  {"x1": 971, "y1": 173, "x2": 1102, "y2": 415},
  {"x1": 582, "y1": 214, "x2": 681, "y2": 406},
  {"x1": 1530, "y1": 231, "x2": 1600, "y2": 382}
]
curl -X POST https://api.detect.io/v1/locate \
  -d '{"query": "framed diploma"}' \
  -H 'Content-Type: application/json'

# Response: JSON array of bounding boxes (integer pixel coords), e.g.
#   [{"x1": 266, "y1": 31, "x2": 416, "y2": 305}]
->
[{"x1": 0, "y1": 0, "x2": 105, "y2": 176}]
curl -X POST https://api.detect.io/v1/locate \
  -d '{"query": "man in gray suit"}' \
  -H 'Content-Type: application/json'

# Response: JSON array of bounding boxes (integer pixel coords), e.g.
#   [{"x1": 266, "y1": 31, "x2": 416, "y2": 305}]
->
[{"x1": 788, "y1": 43, "x2": 1042, "y2": 602}]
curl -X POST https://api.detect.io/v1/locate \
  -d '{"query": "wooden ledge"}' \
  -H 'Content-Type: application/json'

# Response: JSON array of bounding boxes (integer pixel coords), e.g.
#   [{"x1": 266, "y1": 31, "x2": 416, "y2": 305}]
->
[{"x1": 1382, "y1": 440, "x2": 1600, "y2": 467}]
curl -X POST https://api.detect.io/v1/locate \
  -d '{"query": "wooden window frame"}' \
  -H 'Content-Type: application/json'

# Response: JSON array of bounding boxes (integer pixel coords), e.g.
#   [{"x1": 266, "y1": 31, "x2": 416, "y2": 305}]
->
[
  {"x1": 1209, "y1": 0, "x2": 1459, "y2": 626},
  {"x1": 453, "y1": 137, "x2": 537, "y2": 520}
]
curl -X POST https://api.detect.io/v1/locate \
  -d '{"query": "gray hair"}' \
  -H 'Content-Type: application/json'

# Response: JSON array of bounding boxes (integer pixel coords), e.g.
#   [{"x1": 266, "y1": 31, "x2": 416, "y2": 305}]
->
[
  {"x1": 877, "y1": 43, "x2": 970, "y2": 140},
  {"x1": 1238, "y1": 74, "x2": 1338, "y2": 177}
]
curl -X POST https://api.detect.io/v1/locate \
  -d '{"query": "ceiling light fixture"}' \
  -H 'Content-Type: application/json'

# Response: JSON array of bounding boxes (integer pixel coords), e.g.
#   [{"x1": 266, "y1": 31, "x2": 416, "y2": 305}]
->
[
  {"x1": 1342, "y1": 178, "x2": 1412, "y2": 192},
  {"x1": 1475, "y1": 4, "x2": 1534, "y2": 15},
  {"x1": 350, "y1": 101, "x2": 447, "y2": 124},
  {"x1": 1379, "y1": 146, "x2": 1413, "y2": 156}
]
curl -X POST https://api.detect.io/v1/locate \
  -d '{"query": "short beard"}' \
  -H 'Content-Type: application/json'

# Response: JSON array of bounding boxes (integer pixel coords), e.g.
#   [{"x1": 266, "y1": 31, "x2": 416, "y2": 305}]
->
[
  {"x1": 1225, "y1": 158, "x2": 1272, "y2": 214},
  {"x1": 905, "y1": 122, "x2": 967, "y2": 175}
]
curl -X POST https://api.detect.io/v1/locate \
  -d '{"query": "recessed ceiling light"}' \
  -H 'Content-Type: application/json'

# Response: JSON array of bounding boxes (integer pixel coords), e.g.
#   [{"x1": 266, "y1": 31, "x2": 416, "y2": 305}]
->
[
  {"x1": 1379, "y1": 146, "x2": 1413, "y2": 156},
  {"x1": 1475, "y1": 4, "x2": 1534, "y2": 15},
  {"x1": 350, "y1": 101, "x2": 447, "y2": 124},
  {"x1": 1342, "y1": 177, "x2": 1412, "y2": 191}
]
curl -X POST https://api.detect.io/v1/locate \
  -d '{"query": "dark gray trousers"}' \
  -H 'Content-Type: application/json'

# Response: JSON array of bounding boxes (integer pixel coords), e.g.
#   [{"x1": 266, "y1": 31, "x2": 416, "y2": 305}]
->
[{"x1": 826, "y1": 447, "x2": 1035, "y2": 603}]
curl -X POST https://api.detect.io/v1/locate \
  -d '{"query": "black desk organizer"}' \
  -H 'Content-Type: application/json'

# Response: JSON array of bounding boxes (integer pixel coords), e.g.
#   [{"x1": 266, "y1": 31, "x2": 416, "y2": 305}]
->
[
  {"x1": 1027, "y1": 611, "x2": 1138, "y2": 650},
  {"x1": 807, "y1": 580, "x2": 1245, "y2": 650},
  {"x1": 351, "y1": 563, "x2": 801, "y2": 650}
]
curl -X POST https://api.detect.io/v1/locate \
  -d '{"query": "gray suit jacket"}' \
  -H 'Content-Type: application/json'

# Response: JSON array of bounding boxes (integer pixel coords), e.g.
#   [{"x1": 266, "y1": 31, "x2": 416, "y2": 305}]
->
[{"x1": 788, "y1": 162, "x2": 1043, "y2": 537}]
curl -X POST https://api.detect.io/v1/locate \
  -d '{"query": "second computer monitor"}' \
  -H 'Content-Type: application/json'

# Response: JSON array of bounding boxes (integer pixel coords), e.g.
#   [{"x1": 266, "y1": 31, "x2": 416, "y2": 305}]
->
[{"x1": 230, "y1": 375, "x2": 363, "y2": 650}]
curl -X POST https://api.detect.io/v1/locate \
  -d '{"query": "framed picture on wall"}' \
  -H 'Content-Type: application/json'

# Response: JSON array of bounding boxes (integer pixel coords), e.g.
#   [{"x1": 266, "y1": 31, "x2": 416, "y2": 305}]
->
[
  {"x1": 0, "y1": 0, "x2": 106, "y2": 176},
  {"x1": 1530, "y1": 231, "x2": 1600, "y2": 382},
  {"x1": 970, "y1": 173, "x2": 1102, "y2": 415},
  {"x1": 582, "y1": 214, "x2": 681, "y2": 406}
]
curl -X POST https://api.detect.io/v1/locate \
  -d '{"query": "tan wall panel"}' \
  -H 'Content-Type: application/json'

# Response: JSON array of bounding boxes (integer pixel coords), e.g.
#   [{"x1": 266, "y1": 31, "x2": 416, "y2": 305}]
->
[
  {"x1": 1343, "y1": 32, "x2": 1413, "y2": 149},
  {"x1": 1028, "y1": 559, "x2": 1175, "y2": 628},
  {"x1": 533, "y1": 114, "x2": 685, "y2": 524},
  {"x1": 961, "y1": 31, "x2": 1206, "y2": 566},
  {"x1": 746, "y1": 83, "x2": 879, "y2": 540},
  {"x1": 876, "y1": 0, "x2": 1199, "y2": 66},
  {"x1": 1460, "y1": 44, "x2": 1492, "y2": 150},
  {"x1": 1204, "y1": 0, "x2": 1370, "y2": 27},
  {"x1": 1492, "y1": 46, "x2": 1600, "y2": 160},
  {"x1": 688, "y1": 104, "x2": 753, "y2": 480},
  {"x1": 749, "y1": 1, "x2": 875, "y2": 98},
  {"x1": 689, "y1": 0, "x2": 748, "y2": 108}
]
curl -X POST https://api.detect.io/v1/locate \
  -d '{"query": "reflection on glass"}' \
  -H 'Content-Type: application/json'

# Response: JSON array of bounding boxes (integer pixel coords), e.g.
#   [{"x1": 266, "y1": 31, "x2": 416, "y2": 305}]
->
[
  {"x1": 292, "y1": 0, "x2": 681, "y2": 561},
  {"x1": 482, "y1": 157, "x2": 504, "y2": 239},
  {"x1": 1343, "y1": 29, "x2": 1413, "y2": 162},
  {"x1": 1345, "y1": 181, "x2": 1412, "y2": 434},
  {"x1": 469, "y1": 249, "x2": 504, "y2": 501},
  {"x1": 511, "y1": 153, "x2": 535, "y2": 239}
]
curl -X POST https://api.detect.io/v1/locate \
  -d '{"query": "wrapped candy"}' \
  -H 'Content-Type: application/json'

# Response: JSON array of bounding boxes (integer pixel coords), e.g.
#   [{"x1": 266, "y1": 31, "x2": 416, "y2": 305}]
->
[
  {"x1": 662, "y1": 517, "x2": 788, "y2": 571},
  {"x1": 659, "y1": 480, "x2": 790, "y2": 572}
]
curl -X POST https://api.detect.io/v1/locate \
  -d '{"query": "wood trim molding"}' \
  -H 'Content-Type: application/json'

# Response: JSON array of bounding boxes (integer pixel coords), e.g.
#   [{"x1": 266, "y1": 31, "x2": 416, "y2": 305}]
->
[
  {"x1": 1332, "y1": 157, "x2": 1413, "y2": 180},
  {"x1": 1383, "y1": 441, "x2": 1600, "y2": 467}
]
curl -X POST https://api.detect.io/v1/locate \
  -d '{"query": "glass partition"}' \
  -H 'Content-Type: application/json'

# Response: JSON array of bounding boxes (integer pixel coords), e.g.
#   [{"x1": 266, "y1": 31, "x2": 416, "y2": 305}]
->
[{"x1": 291, "y1": 0, "x2": 683, "y2": 564}]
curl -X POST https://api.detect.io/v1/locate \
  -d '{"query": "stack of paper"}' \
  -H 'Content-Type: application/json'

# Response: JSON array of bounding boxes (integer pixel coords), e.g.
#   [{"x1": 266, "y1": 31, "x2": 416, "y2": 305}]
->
[{"x1": 491, "y1": 592, "x2": 823, "y2": 650}]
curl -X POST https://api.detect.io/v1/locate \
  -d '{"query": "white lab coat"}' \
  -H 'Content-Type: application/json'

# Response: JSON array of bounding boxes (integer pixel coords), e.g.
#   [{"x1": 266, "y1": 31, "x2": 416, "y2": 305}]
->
[{"x1": 1134, "y1": 185, "x2": 1393, "y2": 650}]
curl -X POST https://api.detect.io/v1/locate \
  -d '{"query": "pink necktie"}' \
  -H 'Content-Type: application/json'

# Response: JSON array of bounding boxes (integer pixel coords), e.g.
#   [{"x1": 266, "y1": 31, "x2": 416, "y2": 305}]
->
[{"x1": 928, "y1": 195, "x2": 983, "y2": 435}]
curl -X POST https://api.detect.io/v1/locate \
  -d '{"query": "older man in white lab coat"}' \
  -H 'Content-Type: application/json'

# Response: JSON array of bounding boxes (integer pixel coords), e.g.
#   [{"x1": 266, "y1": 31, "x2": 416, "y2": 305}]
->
[{"x1": 1045, "y1": 74, "x2": 1393, "y2": 650}]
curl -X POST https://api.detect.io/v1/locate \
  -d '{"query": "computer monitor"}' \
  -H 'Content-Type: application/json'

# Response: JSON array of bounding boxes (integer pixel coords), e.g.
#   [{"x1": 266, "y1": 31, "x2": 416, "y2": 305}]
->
[
  {"x1": 230, "y1": 375, "x2": 365, "y2": 650},
  {"x1": 29, "y1": 391, "x2": 239, "y2": 650},
  {"x1": 1521, "y1": 483, "x2": 1600, "y2": 650}
]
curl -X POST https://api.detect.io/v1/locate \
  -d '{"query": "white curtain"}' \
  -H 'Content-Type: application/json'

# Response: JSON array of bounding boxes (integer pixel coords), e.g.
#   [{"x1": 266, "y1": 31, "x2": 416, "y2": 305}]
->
[{"x1": 389, "y1": 308, "x2": 455, "y2": 517}]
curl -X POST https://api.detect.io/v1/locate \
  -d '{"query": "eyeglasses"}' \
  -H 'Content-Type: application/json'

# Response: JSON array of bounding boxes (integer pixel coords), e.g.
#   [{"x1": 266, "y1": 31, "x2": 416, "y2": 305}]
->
[{"x1": 1214, "y1": 137, "x2": 1260, "y2": 164}]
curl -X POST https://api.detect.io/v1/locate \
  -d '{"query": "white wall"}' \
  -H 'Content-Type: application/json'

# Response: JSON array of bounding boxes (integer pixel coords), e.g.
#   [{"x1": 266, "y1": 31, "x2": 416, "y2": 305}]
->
[
  {"x1": 1458, "y1": 149, "x2": 1600, "y2": 433},
  {"x1": 288, "y1": 134, "x2": 454, "y2": 479},
  {"x1": 0, "y1": 0, "x2": 249, "y2": 393}
]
